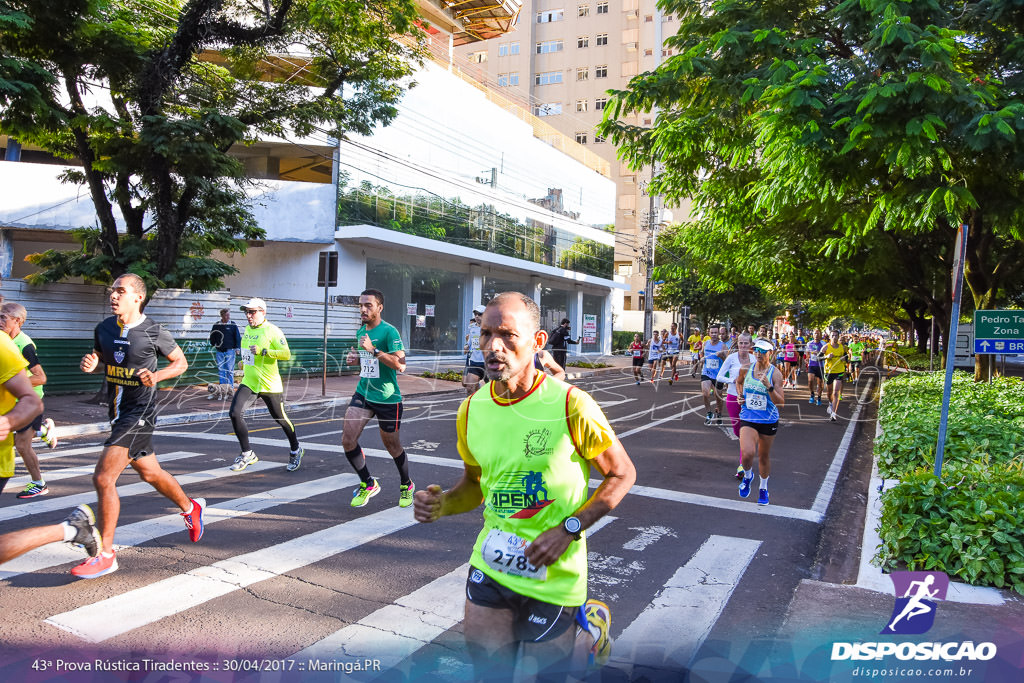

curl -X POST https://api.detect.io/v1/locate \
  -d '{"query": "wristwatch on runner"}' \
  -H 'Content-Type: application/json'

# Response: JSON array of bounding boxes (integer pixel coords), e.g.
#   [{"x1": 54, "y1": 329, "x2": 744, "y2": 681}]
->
[
  {"x1": 373, "y1": 347, "x2": 381, "y2": 357},
  {"x1": 562, "y1": 516, "x2": 583, "y2": 540}
]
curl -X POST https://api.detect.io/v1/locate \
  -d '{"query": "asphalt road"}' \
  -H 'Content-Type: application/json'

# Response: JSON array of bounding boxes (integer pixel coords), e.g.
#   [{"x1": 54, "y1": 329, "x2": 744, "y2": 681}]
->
[{"x1": 0, "y1": 369, "x2": 880, "y2": 682}]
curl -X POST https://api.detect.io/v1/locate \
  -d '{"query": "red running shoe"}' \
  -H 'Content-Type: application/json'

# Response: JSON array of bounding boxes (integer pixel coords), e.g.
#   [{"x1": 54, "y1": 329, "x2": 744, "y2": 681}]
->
[{"x1": 181, "y1": 497, "x2": 206, "y2": 542}]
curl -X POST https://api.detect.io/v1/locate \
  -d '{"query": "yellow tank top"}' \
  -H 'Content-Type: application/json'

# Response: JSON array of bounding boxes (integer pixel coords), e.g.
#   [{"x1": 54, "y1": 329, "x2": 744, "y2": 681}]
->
[{"x1": 463, "y1": 374, "x2": 592, "y2": 605}]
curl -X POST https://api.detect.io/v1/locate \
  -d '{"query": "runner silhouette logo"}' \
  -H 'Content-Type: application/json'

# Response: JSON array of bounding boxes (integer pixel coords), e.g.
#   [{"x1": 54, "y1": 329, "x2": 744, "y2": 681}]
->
[{"x1": 881, "y1": 571, "x2": 949, "y2": 635}]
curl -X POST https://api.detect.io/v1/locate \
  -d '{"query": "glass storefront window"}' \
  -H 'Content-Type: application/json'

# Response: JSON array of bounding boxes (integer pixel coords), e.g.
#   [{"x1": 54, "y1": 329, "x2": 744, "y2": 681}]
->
[
  {"x1": 582, "y1": 294, "x2": 604, "y2": 354},
  {"x1": 366, "y1": 259, "x2": 464, "y2": 353},
  {"x1": 540, "y1": 287, "x2": 570, "y2": 339}
]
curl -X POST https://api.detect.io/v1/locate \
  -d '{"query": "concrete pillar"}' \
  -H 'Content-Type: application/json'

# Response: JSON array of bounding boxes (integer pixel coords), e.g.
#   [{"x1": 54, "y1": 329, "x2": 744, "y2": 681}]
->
[{"x1": 529, "y1": 275, "x2": 542, "y2": 305}]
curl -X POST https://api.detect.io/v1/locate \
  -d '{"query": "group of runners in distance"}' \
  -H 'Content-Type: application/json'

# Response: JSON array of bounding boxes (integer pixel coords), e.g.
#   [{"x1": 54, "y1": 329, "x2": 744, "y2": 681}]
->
[
  {"x1": 0, "y1": 277, "x2": 635, "y2": 681},
  {"x1": 630, "y1": 323, "x2": 890, "y2": 507}
]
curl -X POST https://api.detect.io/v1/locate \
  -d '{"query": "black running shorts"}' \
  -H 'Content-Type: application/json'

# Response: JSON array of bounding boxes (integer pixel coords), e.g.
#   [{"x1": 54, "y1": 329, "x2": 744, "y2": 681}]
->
[
  {"x1": 349, "y1": 392, "x2": 403, "y2": 433},
  {"x1": 105, "y1": 407, "x2": 157, "y2": 460},
  {"x1": 464, "y1": 360, "x2": 486, "y2": 379},
  {"x1": 826, "y1": 373, "x2": 845, "y2": 384},
  {"x1": 465, "y1": 566, "x2": 581, "y2": 643},
  {"x1": 808, "y1": 366, "x2": 823, "y2": 378},
  {"x1": 15, "y1": 414, "x2": 43, "y2": 434},
  {"x1": 739, "y1": 420, "x2": 779, "y2": 437}
]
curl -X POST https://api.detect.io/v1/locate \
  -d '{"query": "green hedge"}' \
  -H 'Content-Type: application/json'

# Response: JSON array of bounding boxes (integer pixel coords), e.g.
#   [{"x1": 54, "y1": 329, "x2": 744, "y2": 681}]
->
[{"x1": 873, "y1": 371, "x2": 1024, "y2": 594}]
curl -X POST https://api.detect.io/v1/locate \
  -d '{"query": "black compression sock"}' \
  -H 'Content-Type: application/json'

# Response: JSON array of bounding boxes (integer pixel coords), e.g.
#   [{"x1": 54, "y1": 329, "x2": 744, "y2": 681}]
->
[
  {"x1": 393, "y1": 450, "x2": 412, "y2": 487},
  {"x1": 344, "y1": 445, "x2": 372, "y2": 484}
]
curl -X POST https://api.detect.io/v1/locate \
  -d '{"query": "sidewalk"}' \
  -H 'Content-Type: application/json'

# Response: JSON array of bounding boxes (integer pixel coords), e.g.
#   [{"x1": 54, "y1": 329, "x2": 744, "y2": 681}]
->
[{"x1": 40, "y1": 355, "x2": 635, "y2": 439}]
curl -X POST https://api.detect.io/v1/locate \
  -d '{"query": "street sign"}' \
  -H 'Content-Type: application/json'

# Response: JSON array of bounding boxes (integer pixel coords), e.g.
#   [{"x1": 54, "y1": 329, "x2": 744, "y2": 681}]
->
[{"x1": 973, "y1": 309, "x2": 1024, "y2": 355}]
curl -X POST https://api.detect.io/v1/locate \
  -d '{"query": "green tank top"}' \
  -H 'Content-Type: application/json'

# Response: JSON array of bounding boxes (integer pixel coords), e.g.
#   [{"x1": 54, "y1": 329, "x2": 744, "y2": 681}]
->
[
  {"x1": 12, "y1": 332, "x2": 43, "y2": 398},
  {"x1": 465, "y1": 376, "x2": 590, "y2": 606},
  {"x1": 240, "y1": 321, "x2": 289, "y2": 393}
]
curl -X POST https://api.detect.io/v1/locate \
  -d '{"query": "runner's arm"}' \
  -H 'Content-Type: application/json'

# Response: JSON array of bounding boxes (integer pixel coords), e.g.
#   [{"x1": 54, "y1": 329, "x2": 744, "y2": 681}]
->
[
  {"x1": 263, "y1": 331, "x2": 292, "y2": 361},
  {"x1": 148, "y1": 346, "x2": 188, "y2": 384},
  {"x1": 414, "y1": 463, "x2": 484, "y2": 523},
  {"x1": 376, "y1": 348, "x2": 406, "y2": 373},
  {"x1": 538, "y1": 349, "x2": 565, "y2": 380},
  {"x1": 0, "y1": 370, "x2": 43, "y2": 439}
]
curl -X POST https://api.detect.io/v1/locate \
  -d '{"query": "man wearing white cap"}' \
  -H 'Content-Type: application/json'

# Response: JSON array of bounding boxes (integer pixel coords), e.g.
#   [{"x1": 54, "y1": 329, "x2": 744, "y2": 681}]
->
[
  {"x1": 228, "y1": 298, "x2": 304, "y2": 472},
  {"x1": 463, "y1": 306, "x2": 486, "y2": 396}
]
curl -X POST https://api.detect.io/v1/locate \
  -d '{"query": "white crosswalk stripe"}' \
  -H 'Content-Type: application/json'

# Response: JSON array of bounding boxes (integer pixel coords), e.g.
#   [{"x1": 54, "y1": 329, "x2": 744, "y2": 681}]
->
[
  {"x1": 610, "y1": 535, "x2": 761, "y2": 675},
  {"x1": 45, "y1": 505, "x2": 415, "y2": 642},
  {"x1": 0, "y1": 460, "x2": 279, "y2": 523},
  {"x1": 6, "y1": 451, "x2": 197, "y2": 489}
]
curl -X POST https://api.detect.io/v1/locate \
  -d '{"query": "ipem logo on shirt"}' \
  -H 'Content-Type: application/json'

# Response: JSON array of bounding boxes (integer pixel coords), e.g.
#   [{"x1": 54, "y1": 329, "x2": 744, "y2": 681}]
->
[{"x1": 488, "y1": 471, "x2": 555, "y2": 519}]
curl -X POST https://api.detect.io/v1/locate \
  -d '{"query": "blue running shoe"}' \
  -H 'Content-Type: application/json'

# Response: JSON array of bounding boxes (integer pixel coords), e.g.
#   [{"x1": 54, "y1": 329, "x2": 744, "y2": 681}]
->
[
  {"x1": 757, "y1": 489, "x2": 770, "y2": 506},
  {"x1": 808, "y1": 395, "x2": 814, "y2": 404},
  {"x1": 739, "y1": 475, "x2": 753, "y2": 498}
]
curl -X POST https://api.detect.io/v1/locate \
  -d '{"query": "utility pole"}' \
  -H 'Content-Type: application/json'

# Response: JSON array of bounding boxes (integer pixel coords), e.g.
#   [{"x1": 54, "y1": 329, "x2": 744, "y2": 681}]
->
[{"x1": 641, "y1": 180, "x2": 659, "y2": 343}]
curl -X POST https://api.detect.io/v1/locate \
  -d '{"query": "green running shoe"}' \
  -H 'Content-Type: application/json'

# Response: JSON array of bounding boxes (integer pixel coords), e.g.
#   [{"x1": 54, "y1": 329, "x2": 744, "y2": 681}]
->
[{"x1": 351, "y1": 478, "x2": 381, "y2": 508}]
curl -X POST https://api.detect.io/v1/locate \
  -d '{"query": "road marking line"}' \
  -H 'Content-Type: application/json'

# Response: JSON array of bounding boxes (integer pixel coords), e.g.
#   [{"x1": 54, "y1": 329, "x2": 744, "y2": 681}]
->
[
  {"x1": 289, "y1": 516, "x2": 618, "y2": 668},
  {"x1": 18, "y1": 444, "x2": 104, "y2": 464},
  {"x1": 1, "y1": 472, "x2": 359, "y2": 581},
  {"x1": 616, "y1": 406, "x2": 704, "y2": 438},
  {"x1": 610, "y1": 535, "x2": 761, "y2": 674},
  {"x1": 6, "y1": 451, "x2": 197, "y2": 489},
  {"x1": 0, "y1": 460, "x2": 278, "y2": 524},
  {"x1": 808, "y1": 378, "x2": 872, "y2": 517},
  {"x1": 615, "y1": 483, "x2": 822, "y2": 523},
  {"x1": 622, "y1": 526, "x2": 677, "y2": 551},
  {"x1": 45, "y1": 504, "x2": 410, "y2": 642},
  {"x1": 608, "y1": 395, "x2": 702, "y2": 424}
]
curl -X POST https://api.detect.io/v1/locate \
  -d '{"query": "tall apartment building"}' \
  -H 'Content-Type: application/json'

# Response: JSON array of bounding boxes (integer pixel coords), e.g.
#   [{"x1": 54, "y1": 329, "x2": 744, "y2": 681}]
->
[{"x1": 454, "y1": 0, "x2": 687, "y2": 329}]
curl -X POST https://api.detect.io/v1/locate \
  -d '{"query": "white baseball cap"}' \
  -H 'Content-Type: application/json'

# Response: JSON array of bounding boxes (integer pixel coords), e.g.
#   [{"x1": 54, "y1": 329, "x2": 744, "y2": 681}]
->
[
  {"x1": 753, "y1": 339, "x2": 774, "y2": 353},
  {"x1": 472, "y1": 306, "x2": 485, "y2": 315},
  {"x1": 240, "y1": 297, "x2": 267, "y2": 312}
]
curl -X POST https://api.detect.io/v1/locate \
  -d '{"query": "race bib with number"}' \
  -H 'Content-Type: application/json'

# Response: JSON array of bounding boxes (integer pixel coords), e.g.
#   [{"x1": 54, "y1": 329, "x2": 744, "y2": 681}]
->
[
  {"x1": 746, "y1": 392, "x2": 768, "y2": 411},
  {"x1": 632, "y1": 349, "x2": 642, "y2": 357},
  {"x1": 241, "y1": 348, "x2": 255, "y2": 366},
  {"x1": 359, "y1": 355, "x2": 380, "y2": 379},
  {"x1": 481, "y1": 528, "x2": 547, "y2": 580},
  {"x1": 704, "y1": 356, "x2": 720, "y2": 371}
]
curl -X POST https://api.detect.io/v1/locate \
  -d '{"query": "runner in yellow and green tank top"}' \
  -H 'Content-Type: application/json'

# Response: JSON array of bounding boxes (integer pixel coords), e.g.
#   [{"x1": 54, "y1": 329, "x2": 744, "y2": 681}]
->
[
  {"x1": 342, "y1": 289, "x2": 413, "y2": 509},
  {"x1": 0, "y1": 305, "x2": 47, "y2": 501},
  {"x1": 2, "y1": 302, "x2": 57, "y2": 500},
  {"x1": 413, "y1": 292, "x2": 636, "y2": 678},
  {"x1": 228, "y1": 298, "x2": 304, "y2": 473}
]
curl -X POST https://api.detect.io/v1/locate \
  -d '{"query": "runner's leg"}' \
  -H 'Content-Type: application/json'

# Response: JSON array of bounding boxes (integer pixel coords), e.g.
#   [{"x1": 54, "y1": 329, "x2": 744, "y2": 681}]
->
[
  {"x1": 0, "y1": 525, "x2": 63, "y2": 564},
  {"x1": 93, "y1": 445, "x2": 132, "y2": 553},
  {"x1": 14, "y1": 429, "x2": 42, "y2": 482},
  {"x1": 260, "y1": 392, "x2": 300, "y2": 451},
  {"x1": 341, "y1": 405, "x2": 375, "y2": 483},
  {"x1": 229, "y1": 384, "x2": 257, "y2": 452},
  {"x1": 130, "y1": 454, "x2": 191, "y2": 512},
  {"x1": 464, "y1": 601, "x2": 519, "y2": 681}
]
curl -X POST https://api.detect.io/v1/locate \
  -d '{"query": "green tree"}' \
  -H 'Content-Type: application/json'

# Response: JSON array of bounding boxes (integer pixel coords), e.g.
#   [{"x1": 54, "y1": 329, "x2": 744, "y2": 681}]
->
[
  {"x1": 601, "y1": 0, "x2": 1024, "y2": 379},
  {"x1": 0, "y1": 0, "x2": 422, "y2": 291}
]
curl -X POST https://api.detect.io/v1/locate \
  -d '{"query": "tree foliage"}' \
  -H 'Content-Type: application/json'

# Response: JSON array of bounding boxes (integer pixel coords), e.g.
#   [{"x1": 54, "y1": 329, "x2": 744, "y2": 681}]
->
[
  {"x1": 600, "y1": 0, "x2": 1024, "y2": 375},
  {"x1": 0, "y1": 0, "x2": 423, "y2": 291}
]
